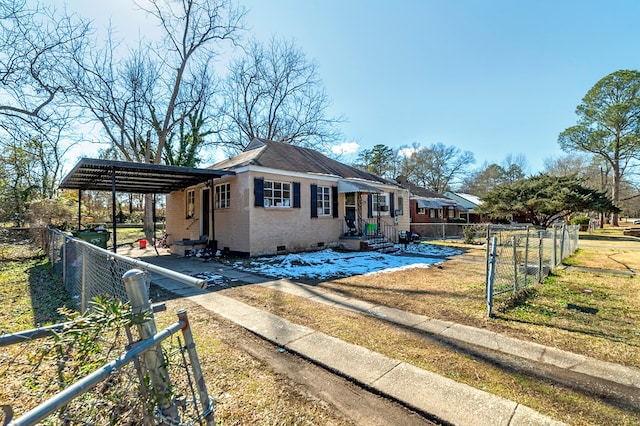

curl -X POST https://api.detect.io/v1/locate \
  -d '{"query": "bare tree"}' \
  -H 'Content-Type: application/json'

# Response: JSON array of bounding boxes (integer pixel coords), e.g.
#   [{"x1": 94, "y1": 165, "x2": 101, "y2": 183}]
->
[
  {"x1": 0, "y1": 0, "x2": 89, "y2": 123},
  {"x1": 401, "y1": 142, "x2": 475, "y2": 193},
  {"x1": 70, "y1": 0, "x2": 245, "y2": 240},
  {"x1": 0, "y1": 1, "x2": 86, "y2": 225},
  {"x1": 219, "y1": 37, "x2": 343, "y2": 153}
]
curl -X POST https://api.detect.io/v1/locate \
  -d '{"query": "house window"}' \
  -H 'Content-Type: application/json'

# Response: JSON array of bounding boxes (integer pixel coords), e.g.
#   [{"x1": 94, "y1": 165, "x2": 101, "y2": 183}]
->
[
  {"x1": 397, "y1": 195, "x2": 404, "y2": 215},
  {"x1": 317, "y1": 186, "x2": 331, "y2": 216},
  {"x1": 186, "y1": 189, "x2": 195, "y2": 219},
  {"x1": 429, "y1": 209, "x2": 436, "y2": 218},
  {"x1": 372, "y1": 193, "x2": 389, "y2": 215},
  {"x1": 215, "y1": 183, "x2": 231, "y2": 209},
  {"x1": 417, "y1": 207, "x2": 427, "y2": 215},
  {"x1": 448, "y1": 208, "x2": 455, "y2": 218},
  {"x1": 263, "y1": 180, "x2": 291, "y2": 207}
]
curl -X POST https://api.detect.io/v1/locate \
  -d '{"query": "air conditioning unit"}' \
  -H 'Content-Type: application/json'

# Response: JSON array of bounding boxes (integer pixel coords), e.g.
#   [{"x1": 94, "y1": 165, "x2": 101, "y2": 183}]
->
[{"x1": 379, "y1": 205, "x2": 389, "y2": 212}]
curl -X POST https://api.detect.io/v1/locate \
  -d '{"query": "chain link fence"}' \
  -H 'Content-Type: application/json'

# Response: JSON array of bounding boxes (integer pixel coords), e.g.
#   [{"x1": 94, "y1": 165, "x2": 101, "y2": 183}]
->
[
  {"x1": 0, "y1": 228, "x2": 214, "y2": 425},
  {"x1": 485, "y1": 223, "x2": 579, "y2": 316},
  {"x1": 45, "y1": 227, "x2": 206, "y2": 312},
  {"x1": 411, "y1": 223, "x2": 488, "y2": 242}
]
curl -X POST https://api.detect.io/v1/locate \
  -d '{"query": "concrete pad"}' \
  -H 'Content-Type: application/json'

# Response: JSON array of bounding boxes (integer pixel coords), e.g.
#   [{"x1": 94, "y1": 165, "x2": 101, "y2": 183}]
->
[
  {"x1": 367, "y1": 305, "x2": 428, "y2": 327},
  {"x1": 372, "y1": 362, "x2": 517, "y2": 426},
  {"x1": 539, "y1": 347, "x2": 582, "y2": 369},
  {"x1": 569, "y1": 358, "x2": 640, "y2": 388},
  {"x1": 440, "y1": 323, "x2": 501, "y2": 351},
  {"x1": 510, "y1": 404, "x2": 567, "y2": 425},
  {"x1": 240, "y1": 311, "x2": 315, "y2": 346},
  {"x1": 413, "y1": 318, "x2": 456, "y2": 335},
  {"x1": 495, "y1": 336, "x2": 547, "y2": 362},
  {"x1": 287, "y1": 332, "x2": 400, "y2": 385},
  {"x1": 188, "y1": 293, "x2": 262, "y2": 323}
]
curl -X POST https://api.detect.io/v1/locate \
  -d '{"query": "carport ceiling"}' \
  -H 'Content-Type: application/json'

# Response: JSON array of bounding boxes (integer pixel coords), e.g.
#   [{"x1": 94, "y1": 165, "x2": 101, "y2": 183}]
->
[{"x1": 60, "y1": 158, "x2": 234, "y2": 194}]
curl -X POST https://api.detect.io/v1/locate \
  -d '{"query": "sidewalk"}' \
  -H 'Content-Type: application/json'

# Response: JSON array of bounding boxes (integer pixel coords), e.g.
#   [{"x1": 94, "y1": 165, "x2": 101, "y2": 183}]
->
[{"x1": 139, "y1": 251, "x2": 640, "y2": 425}]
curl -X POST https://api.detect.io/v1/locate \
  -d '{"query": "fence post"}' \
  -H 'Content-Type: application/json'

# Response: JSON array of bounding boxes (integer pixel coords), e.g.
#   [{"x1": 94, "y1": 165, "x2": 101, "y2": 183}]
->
[
  {"x1": 62, "y1": 235, "x2": 67, "y2": 291},
  {"x1": 487, "y1": 236, "x2": 497, "y2": 317},
  {"x1": 512, "y1": 236, "x2": 518, "y2": 294},
  {"x1": 551, "y1": 225, "x2": 558, "y2": 268},
  {"x1": 81, "y1": 244, "x2": 88, "y2": 313},
  {"x1": 524, "y1": 227, "x2": 530, "y2": 286},
  {"x1": 538, "y1": 234, "x2": 543, "y2": 283},
  {"x1": 177, "y1": 309, "x2": 215, "y2": 426},
  {"x1": 123, "y1": 269, "x2": 180, "y2": 424},
  {"x1": 559, "y1": 224, "x2": 566, "y2": 263},
  {"x1": 484, "y1": 225, "x2": 491, "y2": 298}
]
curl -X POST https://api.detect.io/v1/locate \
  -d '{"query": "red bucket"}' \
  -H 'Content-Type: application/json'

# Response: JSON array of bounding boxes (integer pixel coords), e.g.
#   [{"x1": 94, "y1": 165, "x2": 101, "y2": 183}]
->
[{"x1": 139, "y1": 239, "x2": 147, "y2": 249}]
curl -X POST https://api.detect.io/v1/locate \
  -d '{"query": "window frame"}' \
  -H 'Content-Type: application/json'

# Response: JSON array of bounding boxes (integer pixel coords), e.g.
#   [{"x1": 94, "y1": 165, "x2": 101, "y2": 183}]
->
[
  {"x1": 316, "y1": 185, "x2": 332, "y2": 217},
  {"x1": 372, "y1": 193, "x2": 390, "y2": 216},
  {"x1": 263, "y1": 180, "x2": 292, "y2": 208},
  {"x1": 186, "y1": 189, "x2": 195, "y2": 219},
  {"x1": 215, "y1": 182, "x2": 231, "y2": 209}
]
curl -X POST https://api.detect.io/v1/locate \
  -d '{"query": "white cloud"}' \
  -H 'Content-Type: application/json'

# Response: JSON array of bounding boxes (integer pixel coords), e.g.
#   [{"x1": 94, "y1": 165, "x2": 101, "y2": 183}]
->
[
  {"x1": 398, "y1": 147, "x2": 417, "y2": 158},
  {"x1": 331, "y1": 141, "x2": 360, "y2": 156}
]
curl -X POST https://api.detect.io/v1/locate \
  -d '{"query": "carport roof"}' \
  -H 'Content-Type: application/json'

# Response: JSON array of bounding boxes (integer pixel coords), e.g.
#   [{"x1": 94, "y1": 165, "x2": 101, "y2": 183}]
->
[{"x1": 59, "y1": 158, "x2": 234, "y2": 194}]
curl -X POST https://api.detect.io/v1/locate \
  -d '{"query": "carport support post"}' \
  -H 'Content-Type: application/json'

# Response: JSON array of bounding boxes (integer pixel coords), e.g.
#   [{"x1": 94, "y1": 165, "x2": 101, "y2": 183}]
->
[
  {"x1": 111, "y1": 166, "x2": 117, "y2": 253},
  {"x1": 77, "y1": 189, "x2": 82, "y2": 230}
]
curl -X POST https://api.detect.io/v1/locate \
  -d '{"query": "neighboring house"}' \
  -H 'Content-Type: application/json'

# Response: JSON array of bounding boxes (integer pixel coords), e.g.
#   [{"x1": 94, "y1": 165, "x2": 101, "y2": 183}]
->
[
  {"x1": 443, "y1": 192, "x2": 484, "y2": 223},
  {"x1": 165, "y1": 138, "x2": 410, "y2": 257},
  {"x1": 395, "y1": 176, "x2": 465, "y2": 224}
]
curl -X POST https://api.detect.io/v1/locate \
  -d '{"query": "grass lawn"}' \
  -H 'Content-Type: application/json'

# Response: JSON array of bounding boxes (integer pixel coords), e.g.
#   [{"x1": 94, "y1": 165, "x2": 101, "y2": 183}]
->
[
  {"x1": 222, "y1": 227, "x2": 640, "y2": 425},
  {"x1": 0, "y1": 229, "x2": 353, "y2": 425},
  {"x1": 1, "y1": 226, "x2": 639, "y2": 425}
]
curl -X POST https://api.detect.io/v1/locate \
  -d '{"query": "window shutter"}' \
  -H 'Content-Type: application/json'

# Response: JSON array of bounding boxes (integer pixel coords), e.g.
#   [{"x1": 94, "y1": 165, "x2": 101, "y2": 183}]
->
[
  {"x1": 332, "y1": 186, "x2": 339, "y2": 218},
  {"x1": 389, "y1": 192, "x2": 395, "y2": 217},
  {"x1": 310, "y1": 184, "x2": 318, "y2": 218},
  {"x1": 293, "y1": 182, "x2": 301, "y2": 208},
  {"x1": 367, "y1": 194, "x2": 373, "y2": 218},
  {"x1": 254, "y1": 178, "x2": 264, "y2": 207}
]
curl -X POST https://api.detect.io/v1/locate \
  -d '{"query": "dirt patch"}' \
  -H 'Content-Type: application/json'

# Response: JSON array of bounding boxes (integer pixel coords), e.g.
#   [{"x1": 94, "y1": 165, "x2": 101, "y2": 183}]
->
[{"x1": 154, "y1": 292, "x2": 439, "y2": 425}]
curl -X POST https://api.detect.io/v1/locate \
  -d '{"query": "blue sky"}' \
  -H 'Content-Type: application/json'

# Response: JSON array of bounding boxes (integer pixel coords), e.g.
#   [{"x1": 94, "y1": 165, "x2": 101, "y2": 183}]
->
[{"x1": 64, "y1": 0, "x2": 640, "y2": 174}]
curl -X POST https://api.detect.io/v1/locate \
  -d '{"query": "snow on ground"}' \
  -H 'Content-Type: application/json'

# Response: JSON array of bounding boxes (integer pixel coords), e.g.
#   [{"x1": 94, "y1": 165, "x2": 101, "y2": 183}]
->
[{"x1": 231, "y1": 242, "x2": 464, "y2": 280}]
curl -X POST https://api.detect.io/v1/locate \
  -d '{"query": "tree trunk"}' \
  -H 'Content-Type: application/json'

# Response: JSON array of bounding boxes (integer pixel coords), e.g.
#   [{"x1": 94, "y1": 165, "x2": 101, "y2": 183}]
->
[
  {"x1": 144, "y1": 193, "x2": 154, "y2": 243},
  {"x1": 612, "y1": 165, "x2": 620, "y2": 227}
]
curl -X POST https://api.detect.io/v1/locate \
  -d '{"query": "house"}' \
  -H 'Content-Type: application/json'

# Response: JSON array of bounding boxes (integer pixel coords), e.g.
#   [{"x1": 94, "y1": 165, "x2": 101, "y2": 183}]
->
[
  {"x1": 396, "y1": 176, "x2": 465, "y2": 223},
  {"x1": 165, "y1": 139, "x2": 410, "y2": 257},
  {"x1": 443, "y1": 192, "x2": 484, "y2": 223}
]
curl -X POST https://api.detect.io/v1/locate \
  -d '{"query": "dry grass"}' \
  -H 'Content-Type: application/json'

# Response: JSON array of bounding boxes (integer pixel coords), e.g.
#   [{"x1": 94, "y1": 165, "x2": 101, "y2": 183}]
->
[
  {"x1": 220, "y1": 228, "x2": 640, "y2": 425},
  {"x1": 0, "y1": 231, "x2": 353, "y2": 425}
]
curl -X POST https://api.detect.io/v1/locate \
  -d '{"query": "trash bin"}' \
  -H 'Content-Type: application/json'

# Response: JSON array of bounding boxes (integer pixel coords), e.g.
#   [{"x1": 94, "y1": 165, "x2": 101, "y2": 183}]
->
[
  {"x1": 73, "y1": 231, "x2": 111, "y2": 249},
  {"x1": 139, "y1": 239, "x2": 147, "y2": 249}
]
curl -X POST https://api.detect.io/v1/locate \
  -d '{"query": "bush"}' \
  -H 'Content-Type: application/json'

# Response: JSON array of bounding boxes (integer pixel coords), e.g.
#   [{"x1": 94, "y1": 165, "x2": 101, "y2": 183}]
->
[
  {"x1": 447, "y1": 217, "x2": 467, "y2": 223},
  {"x1": 570, "y1": 216, "x2": 590, "y2": 226}
]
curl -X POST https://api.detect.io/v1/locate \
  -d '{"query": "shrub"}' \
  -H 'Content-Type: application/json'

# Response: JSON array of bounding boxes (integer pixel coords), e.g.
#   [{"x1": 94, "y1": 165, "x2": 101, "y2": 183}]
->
[{"x1": 570, "y1": 216, "x2": 590, "y2": 226}]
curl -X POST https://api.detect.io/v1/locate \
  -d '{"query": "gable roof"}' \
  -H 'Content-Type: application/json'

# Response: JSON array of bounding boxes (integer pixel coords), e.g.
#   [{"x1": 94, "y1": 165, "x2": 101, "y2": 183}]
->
[
  {"x1": 444, "y1": 191, "x2": 483, "y2": 209},
  {"x1": 212, "y1": 138, "x2": 392, "y2": 185},
  {"x1": 395, "y1": 176, "x2": 450, "y2": 199}
]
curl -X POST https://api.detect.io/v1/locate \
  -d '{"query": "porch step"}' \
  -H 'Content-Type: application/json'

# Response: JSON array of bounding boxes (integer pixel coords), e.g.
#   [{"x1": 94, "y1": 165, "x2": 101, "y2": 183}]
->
[{"x1": 360, "y1": 239, "x2": 398, "y2": 254}]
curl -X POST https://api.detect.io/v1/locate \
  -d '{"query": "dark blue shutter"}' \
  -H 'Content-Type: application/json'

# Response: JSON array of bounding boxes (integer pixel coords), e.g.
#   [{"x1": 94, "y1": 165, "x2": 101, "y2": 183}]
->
[
  {"x1": 310, "y1": 184, "x2": 318, "y2": 218},
  {"x1": 367, "y1": 194, "x2": 373, "y2": 218},
  {"x1": 293, "y1": 182, "x2": 301, "y2": 208},
  {"x1": 390, "y1": 192, "x2": 395, "y2": 217},
  {"x1": 332, "y1": 186, "x2": 338, "y2": 218},
  {"x1": 254, "y1": 178, "x2": 264, "y2": 207}
]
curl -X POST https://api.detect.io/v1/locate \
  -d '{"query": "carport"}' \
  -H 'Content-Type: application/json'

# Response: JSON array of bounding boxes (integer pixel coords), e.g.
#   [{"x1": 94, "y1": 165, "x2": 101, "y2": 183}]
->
[{"x1": 59, "y1": 158, "x2": 234, "y2": 252}]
